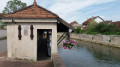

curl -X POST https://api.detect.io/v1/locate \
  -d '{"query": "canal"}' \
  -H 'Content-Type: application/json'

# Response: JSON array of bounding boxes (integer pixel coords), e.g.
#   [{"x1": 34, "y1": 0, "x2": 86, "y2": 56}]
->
[{"x1": 58, "y1": 40, "x2": 120, "y2": 67}]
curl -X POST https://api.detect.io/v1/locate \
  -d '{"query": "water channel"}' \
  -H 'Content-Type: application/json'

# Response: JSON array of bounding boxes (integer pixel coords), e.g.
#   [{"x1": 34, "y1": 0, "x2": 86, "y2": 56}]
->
[{"x1": 58, "y1": 40, "x2": 120, "y2": 67}]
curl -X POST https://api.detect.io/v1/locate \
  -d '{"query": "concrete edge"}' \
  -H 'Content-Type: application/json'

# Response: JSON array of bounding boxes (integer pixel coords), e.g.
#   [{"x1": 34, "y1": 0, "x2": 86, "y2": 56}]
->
[
  {"x1": 52, "y1": 53, "x2": 65, "y2": 67},
  {"x1": 71, "y1": 37, "x2": 120, "y2": 48}
]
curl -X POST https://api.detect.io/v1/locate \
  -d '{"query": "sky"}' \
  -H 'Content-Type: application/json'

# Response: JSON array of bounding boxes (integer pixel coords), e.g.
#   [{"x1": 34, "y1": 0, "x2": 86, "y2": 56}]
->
[{"x1": 0, "y1": 0, "x2": 120, "y2": 24}]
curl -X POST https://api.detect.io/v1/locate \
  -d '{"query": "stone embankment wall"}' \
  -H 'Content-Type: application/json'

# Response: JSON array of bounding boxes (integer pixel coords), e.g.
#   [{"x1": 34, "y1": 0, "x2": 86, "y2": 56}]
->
[
  {"x1": 70, "y1": 33, "x2": 120, "y2": 48},
  {"x1": 52, "y1": 54, "x2": 65, "y2": 67},
  {"x1": 57, "y1": 33, "x2": 120, "y2": 48}
]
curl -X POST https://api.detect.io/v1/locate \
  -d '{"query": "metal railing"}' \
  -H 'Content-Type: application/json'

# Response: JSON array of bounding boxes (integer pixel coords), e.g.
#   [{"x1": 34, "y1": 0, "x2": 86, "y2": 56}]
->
[{"x1": 57, "y1": 33, "x2": 67, "y2": 45}]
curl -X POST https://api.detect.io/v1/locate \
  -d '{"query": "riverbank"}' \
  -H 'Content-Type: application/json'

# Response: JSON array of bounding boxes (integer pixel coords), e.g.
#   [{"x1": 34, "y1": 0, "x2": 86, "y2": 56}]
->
[
  {"x1": 70, "y1": 33, "x2": 120, "y2": 48},
  {"x1": 58, "y1": 33, "x2": 120, "y2": 48}
]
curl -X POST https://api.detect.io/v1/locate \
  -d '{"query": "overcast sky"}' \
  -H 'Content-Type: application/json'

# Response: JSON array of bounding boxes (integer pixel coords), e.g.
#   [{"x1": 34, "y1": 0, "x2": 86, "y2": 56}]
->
[{"x1": 0, "y1": 0, "x2": 120, "y2": 24}]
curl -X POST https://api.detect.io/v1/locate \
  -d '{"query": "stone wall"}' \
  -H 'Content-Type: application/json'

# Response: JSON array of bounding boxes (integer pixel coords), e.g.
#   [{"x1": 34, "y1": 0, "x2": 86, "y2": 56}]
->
[
  {"x1": 52, "y1": 54, "x2": 65, "y2": 67},
  {"x1": 70, "y1": 33, "x2": 120, "y2": 48}
]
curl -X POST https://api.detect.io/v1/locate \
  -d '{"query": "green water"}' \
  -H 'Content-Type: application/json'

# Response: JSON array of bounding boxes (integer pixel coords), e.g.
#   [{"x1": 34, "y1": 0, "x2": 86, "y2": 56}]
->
[{"x1": 58, "y1": 40, "x2": 120, "y2": 67}]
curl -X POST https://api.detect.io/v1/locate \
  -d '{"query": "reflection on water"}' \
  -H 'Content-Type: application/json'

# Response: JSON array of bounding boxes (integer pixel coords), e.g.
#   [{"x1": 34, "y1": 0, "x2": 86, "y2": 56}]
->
[{"x1": 58, "y1": 40, "x2": 120, "y2": 67}]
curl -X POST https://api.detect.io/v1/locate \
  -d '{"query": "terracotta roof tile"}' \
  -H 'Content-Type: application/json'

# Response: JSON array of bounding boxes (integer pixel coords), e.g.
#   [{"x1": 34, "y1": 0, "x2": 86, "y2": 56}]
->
[
  {"x1": 111, "y1": 21, "x2": 120, "y2": 28},
  {"x1": 82, "y1": 18, "x2": 93, "y2": 25},
  {"x1": 3, "y1": 1, "x2": 75, "y2": 31},
  {"x1": 70, "y1": 21, "x2": 78, "y2": 25},
  {"x1": 5, "y1": 5, "x2": 58, "y2": 18},
  {"x1": 82, "y1": 16, "x2": 104, "y2": 25},
  {"x1": 0, "y1": 13, "x2": 4, "y2": 17}
]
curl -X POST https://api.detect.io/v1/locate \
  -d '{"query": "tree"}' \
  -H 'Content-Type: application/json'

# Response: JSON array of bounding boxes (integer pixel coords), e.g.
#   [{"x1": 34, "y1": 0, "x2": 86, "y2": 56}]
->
[
  {"x1": 95, "y1": 22, "x2": 119, "y2": 35},
  {"x1": 2, "y1": 0, "x2": 27, "y2": 14},
  {"x1": 86, "y1": 19, "x2": 98, "y2": 32},
  {"x1": 75, "y1": 27, "x2": 84, "y2": 34},
  {"x1": 75, "y1": 27, "x2": 81, "y2": 33},
  {"x1": 0, "y1": 21, "x2": 6, "y2": 29}
]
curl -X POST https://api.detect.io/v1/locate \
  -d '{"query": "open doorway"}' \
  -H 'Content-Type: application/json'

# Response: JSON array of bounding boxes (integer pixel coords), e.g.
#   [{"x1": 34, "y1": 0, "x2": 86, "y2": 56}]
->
[{"x1": 37, "y1": 29, "x2": 52, "y2": 61}]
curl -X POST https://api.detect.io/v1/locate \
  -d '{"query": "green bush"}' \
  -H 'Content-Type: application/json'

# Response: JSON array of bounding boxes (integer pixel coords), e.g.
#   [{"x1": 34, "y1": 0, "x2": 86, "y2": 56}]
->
[
  {"x1": 95, "y1": 22, "x2": 117, "y2": 34},
  {"x1": 75, "y1": 27, "x2": 81, "y2": 33},
  {"x1": 86, "y1": 31, "x2": 98, "y2": 35},
  {"x1": 74, "y1": 21, "x2": 120, "y2": 35},
  {"x1": 85, "y1": 22, "x2": 120, "y2": 35},
  {"x1": 103, "y1": 32, "x2": 112, "y2": 35},
  {"x1": 75, "y1": 27, "x2": 84, "y2": 34},
  {"x1": 116, "y1": 32, "x2": 120, "y2": 35}
]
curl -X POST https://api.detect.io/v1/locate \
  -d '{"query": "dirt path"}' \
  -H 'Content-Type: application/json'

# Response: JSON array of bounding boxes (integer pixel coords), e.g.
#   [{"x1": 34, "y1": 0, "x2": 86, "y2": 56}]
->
[
  {"x1": 0, "y1": 59, "x2": 53, "y2": 67},
  {"x1": 0, "y1": 51, "x2": 53, "y2": 67}
]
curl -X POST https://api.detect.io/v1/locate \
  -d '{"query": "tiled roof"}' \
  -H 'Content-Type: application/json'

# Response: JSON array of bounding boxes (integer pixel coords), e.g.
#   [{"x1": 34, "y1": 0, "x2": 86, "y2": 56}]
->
[
  {"x1": 82, "y1": 18, "x2": 93, "y2": 25},
  {"x1": 5, "y1": 5, "x2": 58, "y2": 18},
  {"x1": 0, "y1": 13, "x2": 4, "y2": 17},
  {"x1": 111, "y1": 21, "x2": 120, "y2": 28},
  {"x1": 3, "y1": 1, "x2": 75, "y2": 31},
  {"x1": 72, "y1": 24, "x2": 82, "y2": 27},
  {"x1": 70, "y1": 21, "x2": 78, "y2": 25},
  {"x1": 82, "y1": 16, "x2": 104, "y2": 25}
]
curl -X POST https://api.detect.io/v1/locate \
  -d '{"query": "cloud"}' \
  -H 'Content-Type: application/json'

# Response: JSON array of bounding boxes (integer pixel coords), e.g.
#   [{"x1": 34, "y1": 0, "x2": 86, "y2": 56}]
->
[
  {"x1": 48, "y1": 0, "x2": 116, "y2": 23},
  {"x1": 21, "y1": 0, "x2": 33, "y2": 5},
  {"x1": 104, "y1": 16, "x2": 120, "y2": 21},
  {"x1": 0, "y1": 0, "x2": 9, "y2": 13},
  {"x1": 0, "y1": 0, "x2": 117, "y2": 23},
  {"x1": 95, "y1": 0, "x2": 116, "y2": 4}
]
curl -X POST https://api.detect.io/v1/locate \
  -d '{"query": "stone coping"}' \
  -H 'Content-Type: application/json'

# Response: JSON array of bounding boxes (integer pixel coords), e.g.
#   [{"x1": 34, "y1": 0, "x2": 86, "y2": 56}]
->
[{"x1": 52, "y1": 54, "x2": 65, "y2": 67}]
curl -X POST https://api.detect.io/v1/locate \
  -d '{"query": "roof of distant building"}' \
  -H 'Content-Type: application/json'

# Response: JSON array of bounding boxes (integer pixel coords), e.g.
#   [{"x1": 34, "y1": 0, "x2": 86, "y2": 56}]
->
[
  {"x1": 70, "y1": 21, "x2": 78, "y2": 25},
  {"x1": 111, "y1": 21, "x2": 120, "y2": 28},
  {"x1": 82, "y1": 16, "x2": 104, "y2": 25},
  {"x1": 72, "y1": 24, "x2": 82, "y2": 27}
]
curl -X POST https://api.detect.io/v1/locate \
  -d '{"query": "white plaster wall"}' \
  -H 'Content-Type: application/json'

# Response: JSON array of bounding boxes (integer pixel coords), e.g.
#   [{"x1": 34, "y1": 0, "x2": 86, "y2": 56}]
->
[
  {"x1": 94, "y1": 18, "x2": 103, "y2": 23},
  {"x1": 7, "y1": 22, "x2": 57, "y2": 61}
]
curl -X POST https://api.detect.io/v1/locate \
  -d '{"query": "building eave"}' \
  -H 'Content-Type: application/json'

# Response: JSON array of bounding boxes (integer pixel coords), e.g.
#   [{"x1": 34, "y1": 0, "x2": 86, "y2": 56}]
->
[{"x1": 1, "y1": 18, "x2": 57, "y2": 23}]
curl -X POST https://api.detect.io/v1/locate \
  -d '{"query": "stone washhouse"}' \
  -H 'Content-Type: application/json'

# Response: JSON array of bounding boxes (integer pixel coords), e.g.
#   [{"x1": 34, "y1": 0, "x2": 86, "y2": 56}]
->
[{"x1": 1, "y1": 1, "x2": 74, "y2": 61}]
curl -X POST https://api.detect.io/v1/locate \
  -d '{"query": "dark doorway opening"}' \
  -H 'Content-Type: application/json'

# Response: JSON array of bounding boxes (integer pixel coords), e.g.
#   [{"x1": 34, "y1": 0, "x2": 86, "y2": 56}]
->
[{"x1": 37, "y1": 29, "x2": 52, "y2": 61}]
